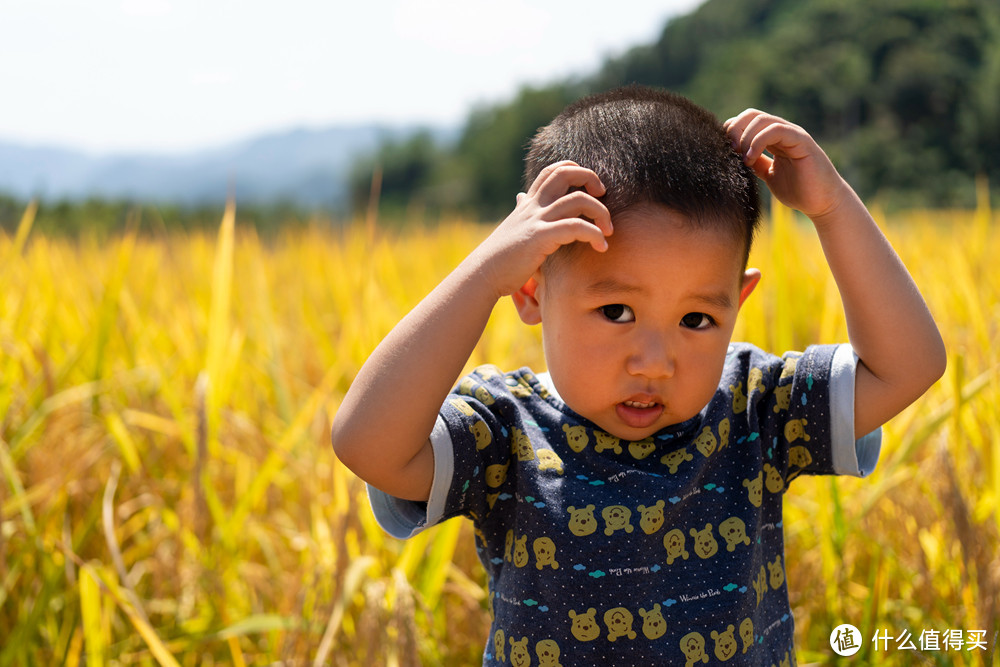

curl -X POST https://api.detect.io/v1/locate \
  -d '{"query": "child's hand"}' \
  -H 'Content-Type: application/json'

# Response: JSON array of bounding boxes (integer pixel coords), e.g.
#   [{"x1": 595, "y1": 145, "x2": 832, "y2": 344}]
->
[
  {"x1": 477, "y1": 161, "x2": 612, "y2": 298},
  {"x1": 724, "y1": 110, "x2": 849, "y2": 222},
  {"x1": 727, "y1": 110, "x2": 945, "y2": 440}
]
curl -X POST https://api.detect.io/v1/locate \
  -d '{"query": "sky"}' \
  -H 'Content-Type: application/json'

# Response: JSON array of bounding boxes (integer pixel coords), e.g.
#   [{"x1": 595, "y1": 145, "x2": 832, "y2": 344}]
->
[{"x1": 1, "y1": 0, "x2": 703, "y2": 155}]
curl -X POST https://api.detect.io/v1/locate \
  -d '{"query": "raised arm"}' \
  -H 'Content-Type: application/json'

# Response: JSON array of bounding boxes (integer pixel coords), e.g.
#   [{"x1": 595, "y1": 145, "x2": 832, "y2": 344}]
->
[
  {"x1": 725, "y1": 110, "x2": 946, "y2": 438},
  {"x1": 331, "y1": 162, "x2": 612, "y2": 501}
]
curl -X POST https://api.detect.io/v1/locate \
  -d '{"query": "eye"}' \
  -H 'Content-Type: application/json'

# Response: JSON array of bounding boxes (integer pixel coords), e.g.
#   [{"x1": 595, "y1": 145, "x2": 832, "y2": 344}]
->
[
  {"x1": 600, "y1": 304, "x2": 635, "y2": 323},
  {"x1": 680, "y1": 312, "x2": 715, "y2": 329}
]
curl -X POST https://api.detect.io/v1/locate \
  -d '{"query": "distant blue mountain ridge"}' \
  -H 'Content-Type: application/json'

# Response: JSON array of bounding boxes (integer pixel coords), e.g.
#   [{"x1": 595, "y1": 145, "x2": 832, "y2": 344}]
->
[{"x1": 0, "y1": 124, "x2": 453, "y2": 210}]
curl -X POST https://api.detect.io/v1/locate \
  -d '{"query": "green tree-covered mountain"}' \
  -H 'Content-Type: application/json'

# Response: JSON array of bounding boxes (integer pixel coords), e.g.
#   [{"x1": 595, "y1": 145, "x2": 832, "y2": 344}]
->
[{"x1": 353, "y1": 0, "x2": 1000, "y2": 219}]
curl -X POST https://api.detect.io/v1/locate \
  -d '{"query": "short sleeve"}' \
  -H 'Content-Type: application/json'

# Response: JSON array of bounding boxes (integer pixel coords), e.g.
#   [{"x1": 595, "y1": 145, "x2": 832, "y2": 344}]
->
[
  {"x1": 367, "y1": 415, "x2": 456, "y2": 538},
  {"x1": 367, "y1": 365, "x2": 532, "y2": 539},
  {"x1": 829, "y1": 344, "x2": 882, "y2": 477},
  {"x1": 735, "y1": 342, "x2": 882, "y2": 488}
]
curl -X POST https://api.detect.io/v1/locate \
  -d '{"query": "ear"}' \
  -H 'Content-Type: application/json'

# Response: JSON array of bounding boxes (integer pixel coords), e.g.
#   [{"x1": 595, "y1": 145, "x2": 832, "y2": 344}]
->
[
  {"x1": 512, "y1": 276, "x2": 542, "y2": 324},
  {"x1": 738, "y1": 268, "x2": 761, "y2": 308}
]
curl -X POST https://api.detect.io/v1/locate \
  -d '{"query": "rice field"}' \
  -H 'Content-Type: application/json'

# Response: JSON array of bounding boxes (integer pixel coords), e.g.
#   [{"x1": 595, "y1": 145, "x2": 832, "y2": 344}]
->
[{"x1": 1, "y1": 189, "x2": 998, "y2": 665}]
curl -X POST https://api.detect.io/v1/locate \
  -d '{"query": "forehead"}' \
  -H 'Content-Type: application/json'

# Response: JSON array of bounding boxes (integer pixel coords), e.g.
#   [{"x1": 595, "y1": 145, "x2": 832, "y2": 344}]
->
[{"x1": 545, "y1": 204, "x2": 746, "y2": 292}]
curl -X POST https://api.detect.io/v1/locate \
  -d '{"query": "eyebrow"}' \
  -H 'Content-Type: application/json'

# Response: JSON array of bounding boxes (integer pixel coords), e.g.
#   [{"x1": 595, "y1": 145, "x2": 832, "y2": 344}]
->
[
  {"x1": 690, "y1": 290, "x2": 734, "y2": 310},
  {"x1": 584, "y1": 278, "x2": 734, "y2": 310},
  {"x1": 584, "y1": 278, "x2": 643, "y2": 295}
]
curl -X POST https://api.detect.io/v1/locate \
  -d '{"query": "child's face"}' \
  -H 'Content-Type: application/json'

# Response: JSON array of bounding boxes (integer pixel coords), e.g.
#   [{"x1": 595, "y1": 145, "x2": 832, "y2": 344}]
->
[{"x1": 522, "y1": 203, "x2": 759, "y2": 441}]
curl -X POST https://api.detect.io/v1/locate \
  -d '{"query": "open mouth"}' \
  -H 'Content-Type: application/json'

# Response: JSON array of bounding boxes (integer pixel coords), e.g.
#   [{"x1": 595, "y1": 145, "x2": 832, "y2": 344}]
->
[{"x1": 616, "y1": 399, "x2": 664, "y2": 429}]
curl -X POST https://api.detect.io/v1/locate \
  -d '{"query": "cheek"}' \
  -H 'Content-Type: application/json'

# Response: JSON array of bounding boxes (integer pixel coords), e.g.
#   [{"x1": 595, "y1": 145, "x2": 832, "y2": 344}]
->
[
  {"x1": 543, "y1": 330, "x2": 618, "y2": 406},
  {"x1": 544, "y1": 316, "x2": 618, "y2": 365},
  {"x1": 687, "y1": 333, "x2": 731, "y2": 373}
]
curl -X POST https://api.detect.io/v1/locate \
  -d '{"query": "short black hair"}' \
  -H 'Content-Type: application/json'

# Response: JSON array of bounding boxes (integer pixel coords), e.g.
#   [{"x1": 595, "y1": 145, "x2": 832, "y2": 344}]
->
[{"x1": 524, "y1": 85, "x2": 760, "y2": 266}]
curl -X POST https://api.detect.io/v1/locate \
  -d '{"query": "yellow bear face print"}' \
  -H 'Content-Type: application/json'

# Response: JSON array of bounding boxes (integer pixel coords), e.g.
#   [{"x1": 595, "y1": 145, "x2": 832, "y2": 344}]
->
[
  {"x1": 602, "y1": 505, "x2": 634, "y2": 536},
  {"x1": 663, "y1": 528, "x2": 690, "y2": 564},
  {"x1": 639, "y1": 603, "x2": 667, "y2": 640},
  {"x1": 504, "y1": 529, "x2": 514, "y2": 562},
  {"x1": 562, "y1": 424, "x2": 589, "y2": 452},
  {"x1": 780, "y1": 355, "x2": 798, "y2": 379},
  {"x1": 474, "y1": 385, "x2": 495, "y2": 406},
  {"x1": 730, "y1": 382, "x2": 747, "y2": 414},
  {"x1": 661, "y1": 446, "x2": 693, "y2": 473},
  {"x1": 568, "y1": 608, "x2": 600, "y2": 642},
  {"x1": 788, "y1": 445, "x2": 813, "y2": 469},
  {"x1": 694, "y1": 426, "x2": 718, "y2": 458},
  {"x1": 494, "y1": 629, "x2": 506, "y2": 661},
  {"x1": 628, "y1": 437, "x2": 657, "y2": 460},
  {"x1": 748, "y1": 367, "x2": 766, "y2": 394},
  {"x1": 512, "y1": 535, "x2": 529, "y2": 568},
  {"x1": 718, "y1": 516, "x2": 751, "y2": 552},
  {"x1": 457, "y1": 377, "x2": 477, "y2": 396},
  {"x1": 536, "y1": 449, "x2": 564, "y2": 474},
  {"x1": 508, "y1": 381, "x2": 533, "y2": 398},
  {"x1": 711, "y1": 624, "x2": 738, "y2": 662},
  {"x1": 773, "y1": 384, "x2": 792, "y2": 413},
  {"x1": 718, "y1": 418, "x2": 731, "y2": 450},
  {"x1": 679, "y1": 631, "x2": 709, "y2": 666},
  {"x1": 449, "y1": 397, "x2": 476, "y2": 416},
  {"x1": 739, "y1": 618, "x2": 754, "y2": 653},
  {"x1": 533, "y1": 537, "x2": 559, "y2": 570},
  {"x1": 535, "y1": 639, "x2": 561, "y2": 667},
  {"x1": 604, "y1": 607, "x2": 637, "y2": 642},
  {"x1": 567, "y1": 505, "x2": 598, "y2": 537},
  {"x1": 689, "y1": 524, "x2": 718, "y2": 559},
  {"x1": 763, "y1": 463, "x2": 785, "y2": 493},
  {"x1": 508, "y1": 636, "x2": 530, "y2": 667},
  {"x1": 784, "y1": 418, "x2": 810, "y2": 443},
  {"x1": 511, "y1": 427, "x2": 535, "y2": 461},
  {"x1": 469, "y1": 420, "x2": 492, "y2": 450},
  {"x1": 768, "y1": 555, "x2": 785, "y2": 590},
  {"x1": 594, "y1": 431, "x2": 623, "y2": 454},
  {"x1": 485, "y1": 460, "x2": 510, "y2": 488},
  {"x1": 637, "y1": 500, "x2": 666, "y2": 535},
  {"x1": 742, "y1": 472, "x2": 763, "y2": 507},
  {"x1": 536, "y1": 384, "x2": 551, "y2": 399},
  {"x1": 752, "y1": 565, "x2": 768, "y2": 606}
]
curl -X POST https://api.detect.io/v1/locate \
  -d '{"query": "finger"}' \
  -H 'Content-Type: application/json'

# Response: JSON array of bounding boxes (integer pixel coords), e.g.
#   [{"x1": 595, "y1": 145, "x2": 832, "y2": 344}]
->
[
  {"x1": 731, "y1": 111, "x2": 784, "y2": 160},
  {"x1": 533, "y1": 162, "x2": 606, "y2": 206},
  {"x1": 746, "y1": 153, "x2": 773, "y2": 180},
  {"x1": 526, "y1": 160, "x2": 580, "y2": 198},
  {"x1": 542, "y1": 217, "x2": 610, "y2": 253},
  {"x1": 723, "y1": 108, "x2": 765, "y2": 150},
  {"x1": 545, "y1": 190, "x2": 613, "y2": 236},
  {"x1": 743, "y1": 120, "x2": 810, "y2": 167}
]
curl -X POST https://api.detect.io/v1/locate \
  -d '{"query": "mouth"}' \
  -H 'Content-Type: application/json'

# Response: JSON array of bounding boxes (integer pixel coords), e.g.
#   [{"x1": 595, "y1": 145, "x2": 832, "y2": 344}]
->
[{"x1": 616, "y1": 397, "x2": 665, "y2": 429}]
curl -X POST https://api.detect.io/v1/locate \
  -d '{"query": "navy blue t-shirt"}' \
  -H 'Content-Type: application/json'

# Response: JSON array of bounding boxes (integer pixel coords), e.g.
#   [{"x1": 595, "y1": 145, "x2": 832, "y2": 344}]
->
[{"x1": 369, "y1": 343, "x2": 880, "y2": 666}]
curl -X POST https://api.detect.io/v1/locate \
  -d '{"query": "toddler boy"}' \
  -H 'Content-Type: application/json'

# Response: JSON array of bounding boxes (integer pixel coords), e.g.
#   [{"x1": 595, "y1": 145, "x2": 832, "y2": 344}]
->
[{"x1": 331, "y1": 86, "x2": 945, "y2": 664}]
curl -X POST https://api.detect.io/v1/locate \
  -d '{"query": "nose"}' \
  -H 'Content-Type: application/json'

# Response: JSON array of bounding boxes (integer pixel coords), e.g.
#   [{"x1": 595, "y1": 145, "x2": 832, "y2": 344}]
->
[{"x1": 625, "y1": 327, "x2": 675, "y2": 379}]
